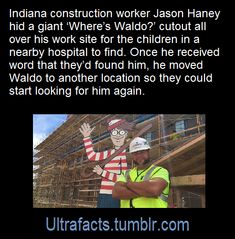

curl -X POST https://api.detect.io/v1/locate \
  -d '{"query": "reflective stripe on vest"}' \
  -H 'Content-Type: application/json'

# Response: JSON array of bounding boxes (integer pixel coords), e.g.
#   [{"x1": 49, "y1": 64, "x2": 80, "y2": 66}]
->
[
  {"x1": 143, "y1": 165, "x2": 158, "y2": 181},
  {"x1": 124, "y1": 166, "x2": 169, "y2": 203},
  {"x1": 159, "y1": 194, "x2": 168, "y2": 202}
]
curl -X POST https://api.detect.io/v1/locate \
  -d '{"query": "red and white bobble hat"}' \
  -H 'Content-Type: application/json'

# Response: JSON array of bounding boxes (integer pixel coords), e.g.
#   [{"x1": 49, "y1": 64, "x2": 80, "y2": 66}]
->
[{"x1": 107, "y1": 119, "x2": 125, "y2": 131}]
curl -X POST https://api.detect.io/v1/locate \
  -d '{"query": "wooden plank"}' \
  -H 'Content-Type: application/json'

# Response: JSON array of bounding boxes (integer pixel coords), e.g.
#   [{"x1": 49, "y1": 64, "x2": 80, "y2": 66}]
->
[
  {"x1": 73, "y1": 177, "x2": 101, "y2": 182},
  {"x1": 170, "y1": 151, "x2": 205, "y2": 176},
  {"x1": 154, "y1": 133, "x2": 205, "y2": 165},
  {"x1": 77, "y1": 204, "x2": 96, "y2": 208},
  {"x1": 79, "y1": 189, "x2": 99, "y2": 192},
  {"x1": 171, "y1": 174, "x2": 205, "y2": 186}
]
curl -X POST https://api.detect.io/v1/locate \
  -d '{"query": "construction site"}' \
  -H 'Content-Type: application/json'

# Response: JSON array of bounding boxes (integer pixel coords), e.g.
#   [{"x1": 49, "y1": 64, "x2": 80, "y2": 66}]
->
[{"x1": 33, "y1": 114, "x2": 205, "y2": 208}]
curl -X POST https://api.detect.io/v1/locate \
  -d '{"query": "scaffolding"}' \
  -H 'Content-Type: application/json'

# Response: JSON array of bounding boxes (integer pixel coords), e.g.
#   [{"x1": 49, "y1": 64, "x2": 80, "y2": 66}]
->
[{"x1": 33, "y1": 114, "x2": 205, "y2": 208}]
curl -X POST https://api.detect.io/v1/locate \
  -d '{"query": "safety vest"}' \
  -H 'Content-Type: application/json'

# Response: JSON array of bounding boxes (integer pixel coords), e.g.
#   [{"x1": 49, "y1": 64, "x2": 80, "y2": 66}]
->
[{"x1": 120, "y1": 165, "x2": 170, "y2": 208}]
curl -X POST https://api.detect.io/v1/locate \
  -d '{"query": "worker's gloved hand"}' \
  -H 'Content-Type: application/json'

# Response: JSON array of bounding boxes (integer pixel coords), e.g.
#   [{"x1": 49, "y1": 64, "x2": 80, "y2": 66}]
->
[{"x1": 93, "y1": 165, "x2": 103, "y2": 176}]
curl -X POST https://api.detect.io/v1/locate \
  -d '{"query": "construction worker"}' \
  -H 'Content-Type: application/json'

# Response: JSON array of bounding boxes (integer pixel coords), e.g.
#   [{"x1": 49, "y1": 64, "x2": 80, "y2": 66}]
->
[
  {"x1": 79, "y1": 119, "x2": 134, "y2": 208},
  {"x1": 112, "y1": 137, "x2": 170, "y2": 208},
  {"x1": 170, "y1": 130, "x2": 181, "y2": 141}
]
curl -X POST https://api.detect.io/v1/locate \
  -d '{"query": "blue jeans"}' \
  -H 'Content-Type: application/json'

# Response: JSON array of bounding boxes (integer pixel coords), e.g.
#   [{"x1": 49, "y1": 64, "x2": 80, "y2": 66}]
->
[{"x1": 97, "y1": 194, "x2": 120, "y2": 208}]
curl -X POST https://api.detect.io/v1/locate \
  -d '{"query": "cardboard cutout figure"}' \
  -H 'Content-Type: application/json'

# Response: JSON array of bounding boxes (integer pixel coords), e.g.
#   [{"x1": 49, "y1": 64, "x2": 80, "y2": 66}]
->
[{"x1": 79, "y1": 118, "x2": 133, "y2": 208}]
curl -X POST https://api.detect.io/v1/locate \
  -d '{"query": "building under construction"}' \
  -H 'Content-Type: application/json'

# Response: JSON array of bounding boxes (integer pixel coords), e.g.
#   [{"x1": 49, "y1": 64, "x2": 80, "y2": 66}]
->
[{"x1": 33, "y1": 114, "x2": 205, "y2": 208}]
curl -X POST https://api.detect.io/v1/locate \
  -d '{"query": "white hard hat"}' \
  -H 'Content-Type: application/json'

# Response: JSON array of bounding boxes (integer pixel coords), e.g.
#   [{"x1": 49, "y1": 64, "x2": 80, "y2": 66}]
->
[{"x1": 129, "y1": 137, "x2": 151, "y2": 153}]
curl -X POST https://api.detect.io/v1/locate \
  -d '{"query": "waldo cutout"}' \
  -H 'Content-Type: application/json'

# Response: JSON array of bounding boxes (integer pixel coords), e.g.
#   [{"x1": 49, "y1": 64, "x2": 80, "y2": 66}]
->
[{"x1": 79, "y1": 118, "x2": 133, "y2": 208}]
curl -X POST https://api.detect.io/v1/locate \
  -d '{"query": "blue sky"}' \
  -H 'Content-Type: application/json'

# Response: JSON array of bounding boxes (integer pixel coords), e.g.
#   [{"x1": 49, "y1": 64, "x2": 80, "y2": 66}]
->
[{"x1": 33, "y1": 114, "x2": 67, "y2": 148}]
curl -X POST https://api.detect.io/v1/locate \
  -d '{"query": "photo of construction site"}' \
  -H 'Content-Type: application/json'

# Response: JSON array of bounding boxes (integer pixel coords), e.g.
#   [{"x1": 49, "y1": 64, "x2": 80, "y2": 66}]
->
[{"x1": 33, "y1": 114, "x2": 205, "y2": 208}]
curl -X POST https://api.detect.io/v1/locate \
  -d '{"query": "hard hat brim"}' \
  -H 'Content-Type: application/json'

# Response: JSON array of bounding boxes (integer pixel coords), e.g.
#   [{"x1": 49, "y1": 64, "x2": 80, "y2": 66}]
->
[{"x1": 130, "y1": 146, "x2": 150, "y2": 153}]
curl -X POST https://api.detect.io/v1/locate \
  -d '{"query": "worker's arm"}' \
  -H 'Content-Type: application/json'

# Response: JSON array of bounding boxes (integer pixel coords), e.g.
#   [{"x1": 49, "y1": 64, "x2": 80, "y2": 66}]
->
[
  {"x1": 112, "y1": 182, "x2": 140, "y2": 199},
  {"x1": 126, "y1": 178, "x2": 168, "y2": 198}
]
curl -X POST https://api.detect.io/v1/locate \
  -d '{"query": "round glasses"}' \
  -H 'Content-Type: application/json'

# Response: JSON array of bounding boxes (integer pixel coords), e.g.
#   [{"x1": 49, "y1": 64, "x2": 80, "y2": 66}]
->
[{"x1": 110, "y1": 129, "x2": 127, "y2": 136}]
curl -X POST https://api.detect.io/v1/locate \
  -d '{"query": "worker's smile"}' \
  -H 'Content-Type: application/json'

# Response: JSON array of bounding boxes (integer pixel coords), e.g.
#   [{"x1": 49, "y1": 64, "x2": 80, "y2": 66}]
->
[
  {"x1": 135, "y1": 157, "x2": 145, "y2": 165},
  {"x1": 132, "y1": 150, "x2": 150, "y2": 168}
]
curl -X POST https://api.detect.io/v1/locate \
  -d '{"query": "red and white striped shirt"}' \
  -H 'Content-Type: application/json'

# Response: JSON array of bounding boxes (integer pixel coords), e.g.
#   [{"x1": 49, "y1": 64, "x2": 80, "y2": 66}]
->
[{"x1": 83, "y1": 137, "x2": 128, "y2": 194}]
